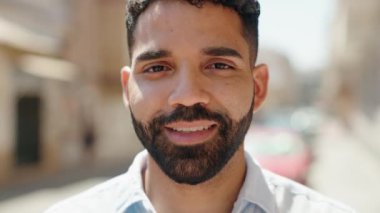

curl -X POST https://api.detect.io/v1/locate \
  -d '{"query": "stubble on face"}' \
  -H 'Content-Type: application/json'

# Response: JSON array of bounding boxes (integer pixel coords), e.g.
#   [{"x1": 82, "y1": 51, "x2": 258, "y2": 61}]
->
[{"x1": 130, "y1": 103, "x2": 253, "y2": 185}]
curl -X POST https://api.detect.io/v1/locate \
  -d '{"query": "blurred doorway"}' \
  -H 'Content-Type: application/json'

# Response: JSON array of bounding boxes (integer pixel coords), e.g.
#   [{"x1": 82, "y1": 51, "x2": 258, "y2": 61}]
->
[{"x1": 15, "y1": 96, "x2": 41, "y2": 166}]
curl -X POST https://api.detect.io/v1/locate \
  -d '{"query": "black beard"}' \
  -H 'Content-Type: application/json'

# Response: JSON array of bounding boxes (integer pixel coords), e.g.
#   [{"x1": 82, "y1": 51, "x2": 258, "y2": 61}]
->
[{"x1": 130, "y1": 103, "x2": 253, "y2": 185}]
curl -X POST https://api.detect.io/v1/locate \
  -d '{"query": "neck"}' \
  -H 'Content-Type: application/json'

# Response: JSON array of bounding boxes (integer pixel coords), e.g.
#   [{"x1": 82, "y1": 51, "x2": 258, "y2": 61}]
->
[{"x1": 143, "y1": 146, "x2": 246, "y2": 213}]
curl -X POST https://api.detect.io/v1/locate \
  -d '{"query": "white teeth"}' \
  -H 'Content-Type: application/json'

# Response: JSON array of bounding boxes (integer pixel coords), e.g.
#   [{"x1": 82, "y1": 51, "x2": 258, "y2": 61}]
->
[{"x1": 172, "y1": 126, "x2": 211, "y2": 132}]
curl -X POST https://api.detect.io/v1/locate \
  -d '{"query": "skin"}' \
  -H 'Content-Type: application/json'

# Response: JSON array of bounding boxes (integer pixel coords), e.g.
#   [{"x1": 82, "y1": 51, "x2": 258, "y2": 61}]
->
[{"x1": 121, "y1": 1, "x2": 269, "y2": 212}]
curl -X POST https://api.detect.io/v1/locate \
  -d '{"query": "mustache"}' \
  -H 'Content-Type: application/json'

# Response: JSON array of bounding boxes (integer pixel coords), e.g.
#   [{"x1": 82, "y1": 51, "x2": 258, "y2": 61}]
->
[
  {"x1": 152, "y1": 104, "x2": 228, "y2": 127},
  {"x1": 130, "y1": 104, "x2": 232, "y2": 145}
]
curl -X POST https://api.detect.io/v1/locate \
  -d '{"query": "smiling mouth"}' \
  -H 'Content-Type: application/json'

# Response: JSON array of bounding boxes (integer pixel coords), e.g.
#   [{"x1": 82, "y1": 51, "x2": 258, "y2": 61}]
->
[
  {"x1": 167, "y1": 125, "x2": 216, "y2": 132},
  {"x1": 165, "y1": 120, "x2": 218, "y2": 132},
  {"x1": 164, "y1": 120, "x2": 218, "y2": 145}
]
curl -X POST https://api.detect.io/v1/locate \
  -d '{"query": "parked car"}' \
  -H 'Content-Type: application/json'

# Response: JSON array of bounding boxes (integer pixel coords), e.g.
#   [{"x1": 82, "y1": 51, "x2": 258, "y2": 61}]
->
[
  {"x1": 244, "y1": 126, "x2": 312, "y2": 184},
  {"x1": 257, "y1": 107, "x2": 325, "y2": 144}
]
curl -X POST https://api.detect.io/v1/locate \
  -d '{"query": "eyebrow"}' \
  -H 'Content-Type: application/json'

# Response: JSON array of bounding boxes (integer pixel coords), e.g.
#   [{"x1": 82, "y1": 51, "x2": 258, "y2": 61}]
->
[
  {"x1": 202, "y1": 47, "x2": 243, "y2": 59},
  {"x1": 134, "y1": 47, "x2": 242, "y2": 63},
  {"x1": 135, "y1": 50, "x2": 171, "y2": 62}
]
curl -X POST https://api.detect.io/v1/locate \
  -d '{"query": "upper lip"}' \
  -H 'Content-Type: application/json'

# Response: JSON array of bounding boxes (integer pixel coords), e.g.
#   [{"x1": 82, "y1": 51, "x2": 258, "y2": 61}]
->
[{"x1": 165, "y1": 120, "x2": 218, "y2": 132}]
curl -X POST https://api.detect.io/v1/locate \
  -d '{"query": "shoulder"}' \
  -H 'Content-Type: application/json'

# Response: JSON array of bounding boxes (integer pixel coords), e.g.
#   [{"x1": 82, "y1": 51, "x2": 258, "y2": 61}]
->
[{"x1": 263, "y1": 170, "x2": 356, "y2": 213}]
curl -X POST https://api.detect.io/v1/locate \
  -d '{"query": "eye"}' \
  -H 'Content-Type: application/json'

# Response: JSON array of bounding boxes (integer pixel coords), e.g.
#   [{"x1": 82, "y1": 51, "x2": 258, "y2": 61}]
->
[
  {"x1": 206, "y1": 62, "x2": 234, "y2": 70},
  {"x1": 143, "y1": 64, "x2": 171, "y2": 73}
]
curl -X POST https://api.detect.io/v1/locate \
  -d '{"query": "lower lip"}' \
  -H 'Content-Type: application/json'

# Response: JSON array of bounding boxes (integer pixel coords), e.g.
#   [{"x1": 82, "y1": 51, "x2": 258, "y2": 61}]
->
[{"x1": 164, "y1": 125, "x2": 217, "y2": 146}]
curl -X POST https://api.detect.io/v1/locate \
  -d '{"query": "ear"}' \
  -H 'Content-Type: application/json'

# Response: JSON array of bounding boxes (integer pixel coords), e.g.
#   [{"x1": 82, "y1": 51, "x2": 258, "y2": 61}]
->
[
  {"x1": 121, "y1": 66, "x2": 132, "y2": 106},
  {"x1": 252, "y1": 64, "x2": 269, "y2": 113}
]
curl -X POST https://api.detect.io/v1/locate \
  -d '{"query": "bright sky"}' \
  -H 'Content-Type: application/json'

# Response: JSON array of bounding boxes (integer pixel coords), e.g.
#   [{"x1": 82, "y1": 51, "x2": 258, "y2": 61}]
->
[{"x1": 259, "y1": 0, "x2": 336, "y2": 72}]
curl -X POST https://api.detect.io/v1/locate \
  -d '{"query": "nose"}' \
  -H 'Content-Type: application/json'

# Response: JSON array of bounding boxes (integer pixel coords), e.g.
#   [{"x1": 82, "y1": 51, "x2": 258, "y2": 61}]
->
[{"x1": 168, "y1": 67, "x2": 210, "y2": 107}]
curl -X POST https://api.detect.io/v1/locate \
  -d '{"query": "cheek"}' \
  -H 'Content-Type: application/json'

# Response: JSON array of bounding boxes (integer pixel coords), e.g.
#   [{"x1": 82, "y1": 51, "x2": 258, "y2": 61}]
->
[
  {"x1": 128, "y1": 79, "x2": 170, "y2": 122},
  {"x1": 213, "y1": 80, "x2": 254, "y2": 120}
]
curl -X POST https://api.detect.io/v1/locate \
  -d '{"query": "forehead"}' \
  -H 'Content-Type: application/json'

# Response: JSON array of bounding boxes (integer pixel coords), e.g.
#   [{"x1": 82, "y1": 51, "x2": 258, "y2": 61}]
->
[{"x1": 131, "y1": 0, "x2": 249, "y2": 60}]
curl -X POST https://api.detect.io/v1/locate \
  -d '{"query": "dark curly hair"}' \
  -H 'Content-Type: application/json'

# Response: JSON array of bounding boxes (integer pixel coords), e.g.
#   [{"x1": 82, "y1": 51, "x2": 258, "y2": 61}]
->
[{"x1": 125, "y1": 0, "x2": 261, "y2": 64}]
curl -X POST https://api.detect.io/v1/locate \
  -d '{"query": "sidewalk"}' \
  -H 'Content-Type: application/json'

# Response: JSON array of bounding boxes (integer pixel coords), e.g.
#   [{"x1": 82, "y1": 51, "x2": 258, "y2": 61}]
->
[
  {"x1": 0, "y1": 178, "x2": 106, "y2": 212},
  {"x1": 308, "y1": 119, "x2": 380, "y2": 213},
  {"x1": 0, "y1": 158, "x2": 133, "y2": 212}
]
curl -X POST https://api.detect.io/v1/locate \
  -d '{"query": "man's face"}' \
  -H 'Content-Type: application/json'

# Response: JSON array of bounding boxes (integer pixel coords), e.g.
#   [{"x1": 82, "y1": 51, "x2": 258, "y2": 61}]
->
[{"x1": 122, "y1": 1, "x2": 268, "y2": 184}]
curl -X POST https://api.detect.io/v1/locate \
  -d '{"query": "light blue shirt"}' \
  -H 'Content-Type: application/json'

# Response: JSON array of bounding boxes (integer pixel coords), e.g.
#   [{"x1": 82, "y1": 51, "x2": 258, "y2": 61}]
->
[{"x1": 46, "y1": 151, "x2": 355, "y2": 213}]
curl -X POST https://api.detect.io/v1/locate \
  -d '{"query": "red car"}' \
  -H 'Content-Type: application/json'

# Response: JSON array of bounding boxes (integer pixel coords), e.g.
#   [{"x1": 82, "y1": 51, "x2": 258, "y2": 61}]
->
[{"x1": 244, "y1": 126, "x2": 312, "y2": 184}]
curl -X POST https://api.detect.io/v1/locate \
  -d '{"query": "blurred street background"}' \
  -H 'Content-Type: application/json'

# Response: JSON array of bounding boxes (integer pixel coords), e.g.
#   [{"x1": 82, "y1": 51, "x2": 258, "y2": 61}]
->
[{"x1": 0, "y1": 0, "x2": 379, "y2": 212}]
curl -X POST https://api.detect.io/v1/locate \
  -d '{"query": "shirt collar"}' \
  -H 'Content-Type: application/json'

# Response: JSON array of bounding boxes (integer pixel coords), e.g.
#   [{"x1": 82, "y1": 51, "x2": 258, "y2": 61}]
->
[
  {"x1": 120, "y1": 150, "x2": 278, "y2": 213},
  {"x1": 235, "y1": 151, "x2": 278, "y2": 213},
  {"x1": 116, "y1": 150, "x2": 154, "y2": 212}
]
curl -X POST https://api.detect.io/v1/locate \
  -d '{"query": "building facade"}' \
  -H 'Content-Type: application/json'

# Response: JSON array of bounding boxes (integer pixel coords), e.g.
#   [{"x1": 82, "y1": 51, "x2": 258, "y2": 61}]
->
[
  {"x1": 0, "y1": 0, "x2": 141, "y2": 186},
  {"x1": 323, "y1": 0, "x2": 380, "y2": 151}
]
